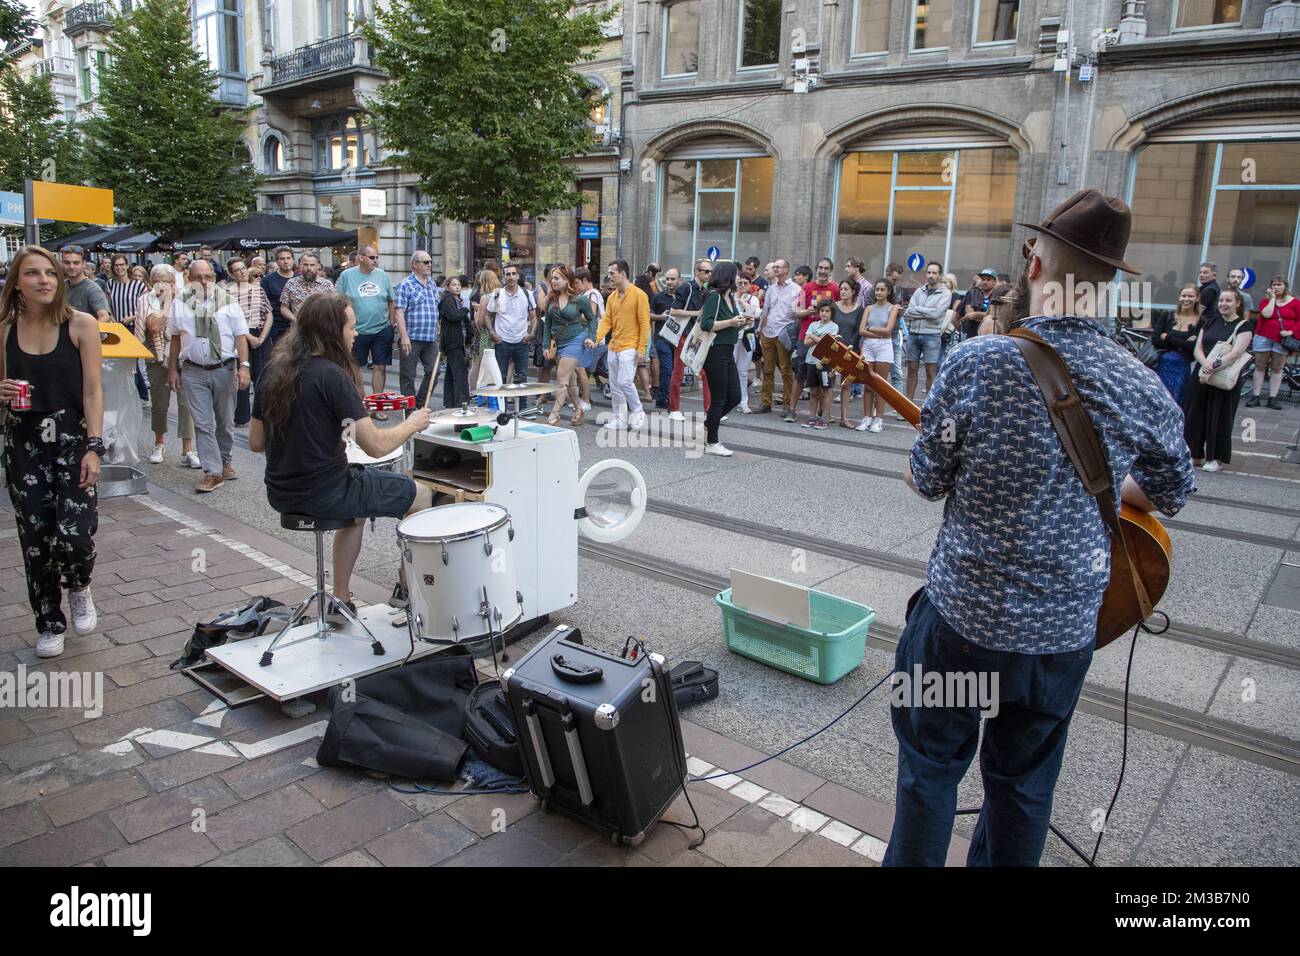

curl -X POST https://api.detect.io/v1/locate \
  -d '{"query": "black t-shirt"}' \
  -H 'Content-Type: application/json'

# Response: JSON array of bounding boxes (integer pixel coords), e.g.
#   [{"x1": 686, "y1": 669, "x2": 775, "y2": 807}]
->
[
  {"x1": 262, "y1": 272, "x2": 291, "y2": 326},
  {"x1": 253, "y1": 357, "x2": 366, "y2": 511},
  {"x1": 650, "y1": 290, "x2": 676, "y2": 329}
]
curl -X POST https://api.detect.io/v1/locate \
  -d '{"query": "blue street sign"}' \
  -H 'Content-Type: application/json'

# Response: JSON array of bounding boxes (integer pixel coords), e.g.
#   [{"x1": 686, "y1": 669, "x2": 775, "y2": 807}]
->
[
  {"x1": 907, "y1": 252, "x2": 925, "y2": 272},
  {"x1": 706, "y1": 245, "x2": 720, "y2": 262},
  {"x1": 0, "y1": 191, "x2": 24, "y2": 226},
  {"x1": 578, "y1": 220, "x2": 600, "y2": 240},
  {"x1": 1241, "y1": 267, "x2": 1256, "y2": 290}
]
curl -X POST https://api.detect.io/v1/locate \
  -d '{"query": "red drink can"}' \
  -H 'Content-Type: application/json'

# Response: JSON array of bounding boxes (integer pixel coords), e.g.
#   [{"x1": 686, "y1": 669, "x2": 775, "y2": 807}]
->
[{"x1": 10, "y1": 380, "x2": 31, "y2": 412}]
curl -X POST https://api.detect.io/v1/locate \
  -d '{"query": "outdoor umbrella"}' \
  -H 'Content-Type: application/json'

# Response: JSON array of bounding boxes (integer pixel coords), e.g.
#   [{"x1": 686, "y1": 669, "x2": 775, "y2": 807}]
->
[
  {"x1": 169, "y1": 214, "x2": 356, "y2": 252},
  {"x1": 99, "y1": 227, "x2": 161, "y2": 253},
  {"x1": 46, "y1": 225, "x2": 119, "y2": 251}
]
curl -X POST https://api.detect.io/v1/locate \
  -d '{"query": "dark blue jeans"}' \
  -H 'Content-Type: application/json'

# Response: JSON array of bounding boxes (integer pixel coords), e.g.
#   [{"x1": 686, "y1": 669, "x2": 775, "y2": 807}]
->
[
  {"x1": 883, "y1": 588, "x2": 1092, "y2": 867},
  {"x1": 654, "y1": 335, "x2": 674, "y2": 404},
  {"x1": 496, "y1": 339, "x2": 530, "y2": 384}
]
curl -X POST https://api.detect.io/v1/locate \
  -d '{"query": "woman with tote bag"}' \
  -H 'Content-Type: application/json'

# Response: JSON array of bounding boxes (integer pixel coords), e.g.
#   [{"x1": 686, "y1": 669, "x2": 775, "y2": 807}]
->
[
  {"x1": 698, "y1": 262, "x2": 748, "y2": 457},
  {"x1": 1183, "y1": 288, "x2": 1254, "y2": 472}
]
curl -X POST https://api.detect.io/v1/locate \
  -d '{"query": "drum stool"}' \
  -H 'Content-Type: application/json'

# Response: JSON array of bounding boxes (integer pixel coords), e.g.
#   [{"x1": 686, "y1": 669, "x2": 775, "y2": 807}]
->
[{"x1": 259, "y1": 513, "x2": 386, "y2": 667}]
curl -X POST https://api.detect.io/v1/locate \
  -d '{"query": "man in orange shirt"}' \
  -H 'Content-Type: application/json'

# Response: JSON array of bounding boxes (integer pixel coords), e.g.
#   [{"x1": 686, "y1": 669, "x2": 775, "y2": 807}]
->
[{"x1": 590, "y1": 260, "x2": 650, "y2": 431}]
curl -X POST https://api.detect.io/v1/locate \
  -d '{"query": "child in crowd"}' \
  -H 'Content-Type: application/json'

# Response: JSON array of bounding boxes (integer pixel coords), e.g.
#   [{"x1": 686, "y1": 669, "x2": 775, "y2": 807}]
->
[{"x1": 802, "y1": 300, "x2": 839, "y2": 429}]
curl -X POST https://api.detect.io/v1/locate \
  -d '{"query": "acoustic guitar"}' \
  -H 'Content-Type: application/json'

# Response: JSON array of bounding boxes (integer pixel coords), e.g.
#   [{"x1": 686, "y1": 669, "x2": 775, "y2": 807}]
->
[{"x1": 810, "y1": 334, "x2": 1172, "y2": 648}]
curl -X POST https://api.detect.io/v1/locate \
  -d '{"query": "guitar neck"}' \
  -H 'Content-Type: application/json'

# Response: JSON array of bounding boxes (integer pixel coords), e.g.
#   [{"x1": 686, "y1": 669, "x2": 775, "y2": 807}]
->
[{"x1": 810, "y1": 335, "x2": 922, "y2": 429}]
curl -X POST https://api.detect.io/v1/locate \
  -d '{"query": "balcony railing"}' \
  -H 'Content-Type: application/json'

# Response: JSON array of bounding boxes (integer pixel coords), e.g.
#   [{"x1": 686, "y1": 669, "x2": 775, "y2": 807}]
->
[
  {"x1": 64, "y1": 2, "x2": 115, "y2": 36},
  {"x1": 268, "y1": 35, "x2": 361, "y2": 86},
  {"x1": 35, "y1": 56, "x2": 76, "y2": 79}
]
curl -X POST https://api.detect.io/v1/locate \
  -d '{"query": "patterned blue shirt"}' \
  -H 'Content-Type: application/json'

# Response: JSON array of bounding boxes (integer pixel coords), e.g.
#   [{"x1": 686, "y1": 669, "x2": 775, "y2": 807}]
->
[
  {"x1": 909, "y1": 315, "x2": 1195, "y2": 654},
  {"x1": 394, "y1": 273, "x2": 441, "y2": 342}
]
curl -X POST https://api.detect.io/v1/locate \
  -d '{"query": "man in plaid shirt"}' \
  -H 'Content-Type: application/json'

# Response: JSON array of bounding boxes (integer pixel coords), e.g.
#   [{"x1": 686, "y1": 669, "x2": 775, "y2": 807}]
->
[
  {"x1": 279, "y1": 252, "x2": 334, "y2": 329},
  {"x1": 394, "y1": 250, "x2": 441, "y2": 412}
]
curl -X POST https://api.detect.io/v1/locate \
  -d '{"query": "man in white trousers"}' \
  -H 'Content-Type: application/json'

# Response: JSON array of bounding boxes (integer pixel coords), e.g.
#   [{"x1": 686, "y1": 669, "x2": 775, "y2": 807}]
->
[{"x1": 590, "y1": 260, "x2": 650, "y2": 430}]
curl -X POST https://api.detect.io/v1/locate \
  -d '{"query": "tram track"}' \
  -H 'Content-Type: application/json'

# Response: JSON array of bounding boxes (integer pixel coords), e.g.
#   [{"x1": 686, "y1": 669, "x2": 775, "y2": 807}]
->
[
  {"x1": 640, "y1": 497, "x2": 1300, "y2": 671},
  {"x1": 578, "y1": 539, "x2": 1300, "y2": 777}
]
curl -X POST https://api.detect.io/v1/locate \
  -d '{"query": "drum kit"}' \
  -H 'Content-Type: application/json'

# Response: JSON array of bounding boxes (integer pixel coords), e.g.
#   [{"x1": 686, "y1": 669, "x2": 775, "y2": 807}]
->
[{"x1": 396, "y1": 502, "x2": 524, "y2": 657}]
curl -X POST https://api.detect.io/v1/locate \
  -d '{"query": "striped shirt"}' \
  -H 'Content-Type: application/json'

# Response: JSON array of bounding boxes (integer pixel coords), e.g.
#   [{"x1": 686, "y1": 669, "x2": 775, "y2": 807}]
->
[
  {"x1": 224, "y1": 281, "x2": 273, "y2": 331},
  {"x1": 106, "y1": 279, "x2": 148, "y2": 326}
]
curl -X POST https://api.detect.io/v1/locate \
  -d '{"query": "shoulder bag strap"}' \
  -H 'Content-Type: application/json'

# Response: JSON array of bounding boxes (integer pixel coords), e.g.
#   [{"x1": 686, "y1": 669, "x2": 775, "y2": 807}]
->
[{"x1": 1007, "y1": 327, "x2": 1153, "y2": 620}]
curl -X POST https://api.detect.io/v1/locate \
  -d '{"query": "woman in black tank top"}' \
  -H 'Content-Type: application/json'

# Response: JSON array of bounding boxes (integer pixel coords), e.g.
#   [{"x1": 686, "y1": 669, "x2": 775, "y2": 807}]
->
[{"x1": 0, "y1": 246, "x2": 105, "y2": 658}]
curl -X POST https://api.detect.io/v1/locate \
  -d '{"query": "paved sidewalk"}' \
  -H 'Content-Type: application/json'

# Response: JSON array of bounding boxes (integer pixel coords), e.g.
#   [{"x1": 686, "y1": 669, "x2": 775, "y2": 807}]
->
[{"x1": 0, "y1": 489, "x2": 943, "y2": 867}]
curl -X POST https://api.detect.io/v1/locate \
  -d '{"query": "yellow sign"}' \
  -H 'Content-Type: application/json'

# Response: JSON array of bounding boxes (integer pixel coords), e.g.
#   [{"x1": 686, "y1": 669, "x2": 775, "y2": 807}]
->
[
  {"x1": 98, "y1": 322, "x2": 153, "y2": 359},
  {"x1": 32, "y1": 181, "x2": 115, "y2": 226}
]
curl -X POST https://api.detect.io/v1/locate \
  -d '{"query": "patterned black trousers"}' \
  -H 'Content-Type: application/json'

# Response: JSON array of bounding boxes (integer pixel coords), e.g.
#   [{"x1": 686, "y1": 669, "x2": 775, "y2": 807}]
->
[{"x1": 2, "y1": 409, "x2": 98, "y2": 635}]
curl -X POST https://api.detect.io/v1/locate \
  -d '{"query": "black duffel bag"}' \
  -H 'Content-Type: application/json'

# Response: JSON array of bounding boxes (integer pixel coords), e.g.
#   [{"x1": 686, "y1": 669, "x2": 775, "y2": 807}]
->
[
  {"x1": 464, "y1": 681, "x2": 526, "y2": 778},
  {"x1": 317, "y1": 648, "x2": 478, "y2": 782}
]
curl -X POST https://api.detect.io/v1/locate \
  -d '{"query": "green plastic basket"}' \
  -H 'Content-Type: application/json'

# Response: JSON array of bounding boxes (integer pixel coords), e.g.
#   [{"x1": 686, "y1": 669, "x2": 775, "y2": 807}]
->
[{"x1": 716, "y1": 587, "x2": 876, "y2": 685}]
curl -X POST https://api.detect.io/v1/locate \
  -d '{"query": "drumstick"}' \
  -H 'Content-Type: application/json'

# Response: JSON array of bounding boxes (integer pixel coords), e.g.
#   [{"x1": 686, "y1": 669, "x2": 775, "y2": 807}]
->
[{"x1": 423, "y1": 346, "x2": 442, "y2": 411}]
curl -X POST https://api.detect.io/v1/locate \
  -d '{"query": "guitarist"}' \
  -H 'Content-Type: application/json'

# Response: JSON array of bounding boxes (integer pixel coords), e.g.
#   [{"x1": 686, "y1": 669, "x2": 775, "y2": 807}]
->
[{"x1": 884, "y1": 189, "x2": 1196, "y2": 867}]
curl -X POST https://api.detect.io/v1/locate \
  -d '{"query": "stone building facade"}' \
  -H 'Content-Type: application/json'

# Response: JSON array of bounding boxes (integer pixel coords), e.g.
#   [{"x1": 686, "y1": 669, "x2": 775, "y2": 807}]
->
[{"x1": 616, "y1": 0, "x2": 1300, "y2": 308}]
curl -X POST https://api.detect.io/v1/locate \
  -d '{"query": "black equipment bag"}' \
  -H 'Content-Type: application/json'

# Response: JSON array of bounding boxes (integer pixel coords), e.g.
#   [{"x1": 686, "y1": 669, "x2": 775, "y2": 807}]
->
[
  {"x1": 465, "y1": 681, "x2": 526, "y2": 779},
  {"x1": 503, "y1": 624, "x2": 686, "y2": 845},
  {"x1": 317, "y1": 648, "x2": 477, "y2": 781},
  {"x1": 668, "y1": 660, "x2": 719, "y2": 710},
  {"x1": 172, "y1": 596, "x2": 291, "y2": 669}
]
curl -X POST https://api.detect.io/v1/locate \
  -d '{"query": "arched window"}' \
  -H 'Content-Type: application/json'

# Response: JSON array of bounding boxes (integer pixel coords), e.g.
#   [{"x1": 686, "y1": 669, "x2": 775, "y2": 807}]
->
[
  {"x1": 262, "y1": 133, "x2": 285, "y2": 173},
  {"x1": 1126, "y1": 115, "x2": 1300, "y2": 310},
  {"x1": 655, "y1": 137, "x2": 774, "y2": 266},
  {"x1": 582, "y1": 75, "x2": 610, "y2": 138},
  {"x1": 832, "y1": 127, "x2": 1019, "y2": 277}
]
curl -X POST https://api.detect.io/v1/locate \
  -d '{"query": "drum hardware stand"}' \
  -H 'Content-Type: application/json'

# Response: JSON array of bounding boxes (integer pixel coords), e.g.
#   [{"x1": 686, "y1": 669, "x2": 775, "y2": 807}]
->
[{"x1": 259, "y1": 535, "x2": 386, "y2": 668}]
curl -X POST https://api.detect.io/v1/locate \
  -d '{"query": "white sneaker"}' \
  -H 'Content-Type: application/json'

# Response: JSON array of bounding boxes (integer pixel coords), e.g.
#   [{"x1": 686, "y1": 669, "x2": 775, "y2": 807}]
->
[
  {"x1": 855, "y1": 417, "x2": 871, "y2": 431},
  {"x1": 629, "y1": 410, "x2": 646, "y2": 429},
  {"x1": 148, "y1": 444, "x2": 165, "y2": 464},
  {"x1": 183, "y1": 451, "x2": 201, "y2": 469},
  {"x1": 704, "y1": 443, "x2": 734, "y2": 457},
  {"x1": 720, "y1": 415, "x2": 729, "y2": 422},
  {"x1": 601, "y1": 419, "x2": 626, "y2": 431},
  {"x1": 580, "y1": 400, "x2": 592, "y2": 412},
  {"x1": 1202, "y1": 460, "x2": 1221, "y2": 472},
  {"x1": 36, "y1": 631, "x2": 64, "y2": 658},
  {"x1": 869, "y1": 418, "x2": 884, "y2": 433},
  {"x1": 668, "y1": 410, "x2": 686, "y2": 422},
  {"x1": 69, "y1": 587, "x2": 97, "y2": 635},
  {"x1": 740, "y1": 405, "x2": 752, "y2": 414}
]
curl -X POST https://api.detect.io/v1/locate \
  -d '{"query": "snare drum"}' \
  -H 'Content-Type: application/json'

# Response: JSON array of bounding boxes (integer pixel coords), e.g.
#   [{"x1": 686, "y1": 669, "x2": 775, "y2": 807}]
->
[
  {"x1": 396, "y1": 503, "x2": 523, "y2": 643},
  {"x1": 346, "y1": 440, "x2": 404, "y2": 473}
]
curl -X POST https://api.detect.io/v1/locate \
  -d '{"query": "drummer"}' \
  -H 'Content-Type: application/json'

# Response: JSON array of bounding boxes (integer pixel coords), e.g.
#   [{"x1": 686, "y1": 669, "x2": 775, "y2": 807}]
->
[{"x1": 249, "y1": 293, "x2": 432, "y2": 619}]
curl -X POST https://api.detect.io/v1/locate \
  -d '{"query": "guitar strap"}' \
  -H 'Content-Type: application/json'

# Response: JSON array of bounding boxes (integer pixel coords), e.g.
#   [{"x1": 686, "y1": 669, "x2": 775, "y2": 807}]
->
[{"x1": 1007, "y1": 327, "x2": 1154, "y2": 621}]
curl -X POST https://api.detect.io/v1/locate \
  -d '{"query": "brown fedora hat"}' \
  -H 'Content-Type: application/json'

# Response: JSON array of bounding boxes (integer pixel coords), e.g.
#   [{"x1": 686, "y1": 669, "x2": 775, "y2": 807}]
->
[{"x1": 1017, "y1": 188, "x2": 1140, "y2": 275}]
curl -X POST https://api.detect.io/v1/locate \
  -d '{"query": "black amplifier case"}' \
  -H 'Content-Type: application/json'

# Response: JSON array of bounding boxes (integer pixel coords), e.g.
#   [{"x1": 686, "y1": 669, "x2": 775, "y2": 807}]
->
[{"x1": 501, "y1": 625, "x2": 686, "y2": 845}]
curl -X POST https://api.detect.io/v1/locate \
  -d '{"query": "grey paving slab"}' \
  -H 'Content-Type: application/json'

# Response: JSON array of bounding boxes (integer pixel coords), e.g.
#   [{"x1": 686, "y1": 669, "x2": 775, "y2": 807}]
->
[
  {"x1": 1262, "y1": 563, "x2": 1300, "y2": 611},
  {"x1": 205, "y1": 834, "x2": 313, "y2": 867},
  {"x1": 649, "y1": 456, "x2": 933, "y2": 546},
  {"x1": 627, "y1": 512, "x2": 858, "y2": 587},
  {"x1": 1158, "y1": 533, "x2": 1279, "y2": 636},
  {"x1": 1245, "y1": 603, "x2": 1300, "y2": 653},
  {"x1": 1205, "y1": 659, "x2": 1300, "y2": 741},
  {"x1": 812, "y1": 562, "x2": 925, "y2": 632},
  {"x1": 1175, "y1": 499, "x2": 1300, "y2": 540},
  {"x1": 1135, "y1": 746, "x2": 1300, "y2": 866},
  {"x1": 366, "y1": 813, "x2": 477, "y2": 867},
  {"x1": 1083, "y1": 632, "x2": 1235, "y2": 716}
]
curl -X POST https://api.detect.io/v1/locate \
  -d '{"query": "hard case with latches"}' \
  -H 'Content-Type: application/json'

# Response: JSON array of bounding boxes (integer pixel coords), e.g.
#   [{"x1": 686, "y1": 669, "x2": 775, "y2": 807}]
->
[{"x1": 501, "y1": 624, "x2": 686, "y2": 845}]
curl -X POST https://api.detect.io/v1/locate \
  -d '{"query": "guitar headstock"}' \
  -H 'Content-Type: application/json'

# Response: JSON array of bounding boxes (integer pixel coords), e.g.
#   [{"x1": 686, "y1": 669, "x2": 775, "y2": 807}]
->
[{"x1": 811, "y1": 334, "x2": 868, "y2": 380}]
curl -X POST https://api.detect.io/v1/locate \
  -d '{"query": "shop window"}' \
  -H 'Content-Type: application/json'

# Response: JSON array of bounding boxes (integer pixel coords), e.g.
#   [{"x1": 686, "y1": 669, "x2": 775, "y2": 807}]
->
[
  {"x1": 656, "y1": 156, "x2": 774, "y2": 267},
  {"x1": 663, "y1": 1, "x2": 701, "y2": 77}
]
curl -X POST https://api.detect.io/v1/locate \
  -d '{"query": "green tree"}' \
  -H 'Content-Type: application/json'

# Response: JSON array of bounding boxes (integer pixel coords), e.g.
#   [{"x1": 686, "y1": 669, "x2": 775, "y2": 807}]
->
[
  {"x1": 0, "y1": 0, "x2": 35, "y2": 50},
  {"x1": 0, "y1": 69, "x2": 86, "y2": 240},
  {"x1": 84, "y1": 0, "x2": 256, "y2": 236},
  {"x1": 364, "y1": 0, "x2": 614, "y2": 252}
]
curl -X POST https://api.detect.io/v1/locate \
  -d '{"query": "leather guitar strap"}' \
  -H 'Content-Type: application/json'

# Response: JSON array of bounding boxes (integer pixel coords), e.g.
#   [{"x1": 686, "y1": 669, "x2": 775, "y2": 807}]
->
[{"x1": 1007, "y1": 327, "x2": 1154, "y2": 620}]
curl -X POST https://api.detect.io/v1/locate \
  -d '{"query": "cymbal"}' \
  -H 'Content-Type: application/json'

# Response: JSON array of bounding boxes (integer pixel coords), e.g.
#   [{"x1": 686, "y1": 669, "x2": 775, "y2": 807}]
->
[
  {"x1": 428, "y1": 405, "x2": 497, "y2": 426},
  {"x1": 472, "y1": 382, "x2": 562, "y2": 398}
]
